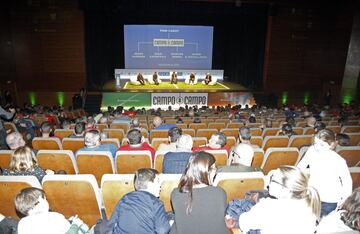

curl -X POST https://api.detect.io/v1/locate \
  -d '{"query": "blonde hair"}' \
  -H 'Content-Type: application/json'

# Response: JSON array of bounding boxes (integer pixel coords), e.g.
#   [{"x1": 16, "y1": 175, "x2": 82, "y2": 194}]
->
[
  {"x1": 278, "y1": 166, "x2": 321, "y2": 218},
  {"x1": 9, "y1": 146, "x2": 38, "y2": 172}
]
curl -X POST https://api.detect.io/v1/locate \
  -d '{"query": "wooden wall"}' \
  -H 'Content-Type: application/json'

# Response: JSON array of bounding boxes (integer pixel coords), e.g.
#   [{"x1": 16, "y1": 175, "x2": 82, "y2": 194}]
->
[
  {"x1": 1, "y1": 0, "x2": 85, "y2": 106},
  {"x1": 263, "y1": 2, "x2": 354, "y2": 105}
]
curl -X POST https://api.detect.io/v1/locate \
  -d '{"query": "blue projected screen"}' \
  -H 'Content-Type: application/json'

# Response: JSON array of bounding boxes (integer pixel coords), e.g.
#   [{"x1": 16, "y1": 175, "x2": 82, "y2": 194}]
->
[{"x1": 124, "y1": 25, "x2": 213, "y2": 69}]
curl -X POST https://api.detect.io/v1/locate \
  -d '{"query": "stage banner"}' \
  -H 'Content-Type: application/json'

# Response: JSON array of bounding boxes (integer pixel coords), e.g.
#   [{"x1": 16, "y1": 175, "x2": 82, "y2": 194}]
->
[
  {"x1": 208, "y1": 92, "x2": 255, "y2": 107},
  {"x1": 101, "y1": 92, "x2": 151, "y2": 110},
  {"x1": 151, "y1": 93, "x2": 208, "y2": 109}
]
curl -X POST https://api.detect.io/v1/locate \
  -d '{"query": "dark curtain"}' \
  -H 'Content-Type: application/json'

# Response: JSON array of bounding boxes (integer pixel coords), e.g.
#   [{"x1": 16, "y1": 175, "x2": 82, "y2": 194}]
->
[{"x1": 81, "y1": 0, "x2": 268, "y2": 91}]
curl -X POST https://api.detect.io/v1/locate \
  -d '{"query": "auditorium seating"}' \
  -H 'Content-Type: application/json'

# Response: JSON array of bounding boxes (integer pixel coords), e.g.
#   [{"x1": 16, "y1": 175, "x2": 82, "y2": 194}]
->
[
  {"x1": 303, "y1": 127, "x2": 315, "y2": 135},
  {"x1": 37, "y1": 150, "x2": 78, "y2": 174},
  {"x1": 192, "y1": 137, "x2": 208, "y2": 147},
  {"x1": 0, "y1": 150, "x2": 13, "y2": 170},
  {"x1": 189, "y1": 123, "x2": 207, "y2": 132},
  {"x1": 341, "y1": 126, "x2": 360, "y2": 134},
  {"x1": 262, "y1": 128, "x2": 280, "y2": 138},
  {"x1": 261, "y1": 147, "x2": 299, "y2": 175},
  {"x1": 101, "y1": 138, "x2": 120, "y2": 148},
  {"x1": 101, "y1": 174, "x2": 135, "y2": 219},
  {"x1": 347, "y1": 133, "x2": 360, "y2": 146},
  {"x1": 204, "y1": 149, "x2": 228, "y2": 166},
  {"x1": 288, "y1": 135, "x2": 313, "y2": 149},
  {"x1": 349, "y1": 167, "x2": 360, "y2": 190},
  {"x1": 182, "y1": 128, "x2": 195, "y2": 137},
  {"x1": 0, "y1": 175, "x2": 42, "y2": 218},
  {"x1": 221, "y1": 128, "x2": 239, "y2": 140},
  {"x1": 151, "y1": 138, "x2": 169, "y2": 151},
  {"x1": 42, "y1": 174, "x2": 102, "y2": 226},
  {"x1": 252, "y1": 148, "x2": 265, "y2": 168},
  {"x1": 76, "y1": 151, "x2": 115, "y2": 185},
  {"x1": 150, "y1": 130, "x2": 168, "y2": 142},
  {"x1": 116, "y1": 150, "x2": 152, "y2": 174},
  {"x1": 226, "y1": 136, "x2": 237, "y2": 148},
  {"x1": 32, "y1": 137, "x2": 62, "y2": 150},
  {"x1": 110, "y1": 123, "x2": 129, "y2": 134},
  {"x1": 4, "y1": 122, "x2": 18, "y2": 133},
  {"x1": 250, "y1": 136, "x2": 263, "y2": 148},
  {"x1": 336, "y1": 146, "x2": 360, "y2": 167},
  {"x1": 262, "y1": 136, "x2": 289, "y2": 151},
  {"x1": 54, "y1": 129, "x2": 75, "y2": 140},
  {"x1": 159, "y1": 174, "x2": 182, "y2": 212},
  {"x1": 208, "y1": 122, "x2": 225, "y2": 131},
  {"x1": 213, "y1": 172, "x2": 265, "y2": 202},
  {"x1": 103, "y1": 129, "x2": 125, "y2": 142},
  {"x1": 62, "y1": 138, "x2": 85, "y2": 153},
  {"x1": 196, "y1": 128, "x2": 218, "y2": 140},
  {"x1": 154, "y1": 151, "x2": 166, "y2": 172}
]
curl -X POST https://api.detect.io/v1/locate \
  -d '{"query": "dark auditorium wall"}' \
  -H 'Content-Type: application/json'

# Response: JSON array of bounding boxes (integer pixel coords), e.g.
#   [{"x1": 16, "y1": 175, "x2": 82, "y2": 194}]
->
[
  {"x1": 263, "y1": 1, "x2": 354, "y2": 105},
  {"x1": 1, "y1": 0, "x2": 85, "y2": 107}
]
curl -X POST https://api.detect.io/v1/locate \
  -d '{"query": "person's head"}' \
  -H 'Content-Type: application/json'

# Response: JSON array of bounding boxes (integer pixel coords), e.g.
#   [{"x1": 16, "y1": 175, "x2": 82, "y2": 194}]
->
[
  {"x1": 168, "y1": 127, "x2": 182, "y2": 143},
  {"x1": 208, "y1": 132, "x2": 227, "y2": 148},
  {"x1": 131, "y1": 118, "x2": 141, "y2": 128},
  {"x1": 9, "y1": 146, "x2": 37, "y2": 172},
  {"x1": 178, "y1": 151, "x2": 216, "y2": 214},
  {"x1": 336, "y1": 133, "x2": 350, "y2": 146},
  {"x1": 84, "y1": 130, "x2": 101, "y2": 148},
  {"x1": 61, "y1": 120, "x2": 71, "y2": 130},
  {"x1": 314, "y1": 121, "x2": 326, "y2": 133},
  {"x1": 6, "y1": 132, "x2": 26, "y2": 150},
  {"x1": 306, "y1": 116, "x2": 316, "y2": 127},
  {"x1": 74, "y1": 122, "x2": 85, "y2": 135},
  {"x1": 281, "y1": 123, "x2": 293, "y2": 136},
  {"x1": 176, "y1": 134, "x2": 193, "y2": 151},
  {"x1": 99, "y1": 116, "x2": 108, "y2": 125},
  {"x1": 40, "y1": 121, "x2": 53, "y2": 136},
  {"x1": 314, "y1": 129, "x2": 336, "y2": 150},
  {"x1": 127, "y1": 129, "x2": 143, "y2": 145},
  {"x1": 153, "y1": 116, "x2": 162, "y2": 128},
  {"x1": 134, "y1": 168, "x2": 161, "y2": 197},
  {"x1": 232, "y1": 143, "x2": 254, "y2": 166},
  {"x1": 339, "y1": 187, "x2": 360, "y2": 231},
  {"x1": 269, "y1": 166, "x2": 320, "y2": 218},
  {"x1": 15, "y1": 187, "x2": 49, "y2": 216},
  {"x1": 239, "y1": 126, "x2": 251, "y2": 142}
]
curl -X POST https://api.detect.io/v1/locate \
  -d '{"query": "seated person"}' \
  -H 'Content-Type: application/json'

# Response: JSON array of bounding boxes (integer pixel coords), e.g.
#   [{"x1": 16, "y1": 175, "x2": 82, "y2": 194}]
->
[
  {"x1": 336, "y1": 133, "x2": 350, "y2": 147},
  {"x1": 40, "y1": 121, "x2": 55, "y2": 138},
  {"x1": 61, "y1": 120, "x2": 71, "y2": 130},
  {"x1": 162, "y1": 134, "x2": 193, "y2": 174},
  {"x1": 314, "y1": 121, "x2": 326, "y2": 133},
  {"x1": 152, "y1": 116, "x2": 176, "y2": 130},
  {"x1": 170, "y1": 71, "x2": 177, "y2": 84},
  {"x1": 77, "y1": 130, "x2": 118, "y2": 158},
  {"x1": 277, "y1": 123, "x2": 296, "y2": 138},
  {"x1": 193, "y1": 132, "x2": 230, "y2": 156},
  {"x1": 151, "y1": 72, "x2": 160, "y2": 85},
  {"x1": 15, "y1": 187, "x2": 89, "y2": 234},
  {"x1": 69, "y1": 122, "x2": 85, "y2": 138},
  {"x1": 185, "y1": 73, "x2": 197, "y2": 85},
  {"x1": 108, "y1": 168, "x2": 170, "y2": 234},
  {"x1": 2, "y1": 146, "x2": 53, "y2": 183},
  {"x1": 0, "y1": 212, "x2": 18, "y2": 234},
  {"x1": 137, "y1": 73, "x2": 145, "y2": 85},
  {"x1": 157, "y1": 127, "x2": 182, "y2": 153},
  {"x1": 202, "y1": 73, "x2": 216, "y2": 85},
  {"x1": 6, "y1": 132, "x2": 26, "y2": 150},
  {"x1": 118, "y1": 129, "x2": 155, "y2": 161}
]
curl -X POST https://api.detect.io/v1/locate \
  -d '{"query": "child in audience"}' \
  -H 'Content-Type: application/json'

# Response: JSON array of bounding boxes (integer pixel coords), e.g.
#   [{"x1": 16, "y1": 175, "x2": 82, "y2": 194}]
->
[
  {"x1": 317, "y1": 188, "x2": 360, "y2": 233},
  {"x1": 2, "y1": 146, "x2": 53, "y2": 183},
  {"x1": 15, "y1": 187, "x2": 89, "y2": 234},
  {"x1": 170, "y1": 151, "x2": 228, "y2": 234},
  {"x1": 239, "y1": 166, "x2": 320, "y2": 234}
]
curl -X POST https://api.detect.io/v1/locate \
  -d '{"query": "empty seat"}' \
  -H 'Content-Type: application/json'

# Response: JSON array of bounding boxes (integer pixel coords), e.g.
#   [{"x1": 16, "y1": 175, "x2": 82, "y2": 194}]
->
[
  {"x1": 288, "y1": 135, "x2": 313, "y2": 149},
  {"x1": 110, "y1": 123, "x2": 130, "y2": 133},
  {"x1": 203, "y1": 149, "x2": 228, "y2": 166},
  {"x1": 226, "y1": 123, "x2": 243, "y2": 129},
  {"x1": 182, "y1": 128, "x2": 195, "y2": 137},
  {"x1": 192, "y1": 137, "x2": 208, "y2": 147},
  {"x1": 341, "y1": 126, "x2": 360, "y2": 134},
  {"x1": 262, "y1": 136, "x2": 289, "y2": 151},
  {"x1": 54, "y1": 129, "x2": 75, "y2": 140},
  {"x1": 261, "y1": 148, "x2": 299, "y2": 175},
  {"x1": 262, "y1": 128, "x2": 281, "y2": 138},
  {"x1": 0, "y1": 150, "x2": 13, "y2": 170},
  {"x1": 250, "y1": 128, "x2": 262, "y2": 136},
  {"x1": 303, "y1": 127, "x2": 315, "y2": 135},
  {"x1": 101, "y1": 174, "x2": 135, "y2": 219},
  {"x1": 349, "y1": 167, "x2": 360, "y2": 190},
  {"x1": 347, "y1": 133, "x2": 360, "y2": 146},
  {"x1": 221, "y1": 128, "x2": 239, "y2": 140},
  {"x1": 37, "y1": 150, "x2": 78, "y2": 174},
  {"x1": 327, "y1": 126, "x2": 341, "y2": 134},
  {"x1": 188, "y1": 123, "x2": 207, "y2": 132},
  {"x1": 196, "y1": 129, "x2": 218, "y2": 140},
  {"x1": 292, "y1": 127, "x2": 304, "y2": 135},
  {"x1": 226, "y1": 136, "x2": 237, "y2": 148},
  {"x1": 214, "y1": 172, "x2": 265, "y2": 202},
  {"x1": 250, "y1": 136, "x2": 263, "y2": 148},
  {"x1": 116, "y1": 150, "x2": 152, "y2": 174},
  {"x1": 150, "y1": 130, "x2": 169, "y2": 142},
  {"x1": 32, "y1": 137, "x2": 62, "y2": 150},
  {"x1": 76, "y1": 151, "x2": 115, "y2": 185},
  {"x1": 159, "y1": 174, "x2": 182, "y2": 212},
  {"x1": 0, "y1": 176, "x2": 41, "y2": 218},
  {"x1": 252, "y1": 148, "x2": 265, "y2": 168},
  {"x1": 101, "y1": 138, "x2": 120, "y2": 148},
  {"x1": 103, "y1": 129, "x2": 125, "y2": 143},
  {"x1": 151, "y1": 138, "x2": 169, "y2": 151},
  {"x1": 336, "y1": 146, "x2": 360, "y2": 167},
  {"x1": 208, "y1": 123, "x2": 226, "y2": 131},
  {"x1": 62, "y1": 138, "x2": 85, "y2": 153},
  {"x1": 154, "y1": 151, "x2": 166, "y2": 172}
]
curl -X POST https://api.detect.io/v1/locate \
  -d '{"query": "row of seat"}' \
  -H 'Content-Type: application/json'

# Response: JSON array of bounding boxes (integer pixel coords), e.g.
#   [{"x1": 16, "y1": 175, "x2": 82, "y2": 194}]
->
[{"x1": 2, "y1": 167, "x2": 360, "y2": 226}]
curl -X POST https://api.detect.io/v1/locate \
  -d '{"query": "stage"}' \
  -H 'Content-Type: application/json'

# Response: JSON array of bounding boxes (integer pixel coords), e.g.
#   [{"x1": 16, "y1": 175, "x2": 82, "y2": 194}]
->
[{"x1": 102, "y1": 80, "x2": 248, "y2": 93}]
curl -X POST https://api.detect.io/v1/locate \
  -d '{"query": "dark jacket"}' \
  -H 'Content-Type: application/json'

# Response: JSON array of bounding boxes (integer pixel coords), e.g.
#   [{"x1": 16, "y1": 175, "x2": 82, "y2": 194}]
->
[
  {"x1": 162, "y1": 152, "x2": 192, "y2": 174},
  {"x1": 109, "y1": 190, "x2": 170, "y2": 234}
]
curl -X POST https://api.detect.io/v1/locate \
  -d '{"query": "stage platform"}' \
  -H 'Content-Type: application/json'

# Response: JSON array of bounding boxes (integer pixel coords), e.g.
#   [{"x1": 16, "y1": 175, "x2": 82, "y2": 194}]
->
[{"x1": 102, "y1": 80, "x2": 248, "y2": 92}]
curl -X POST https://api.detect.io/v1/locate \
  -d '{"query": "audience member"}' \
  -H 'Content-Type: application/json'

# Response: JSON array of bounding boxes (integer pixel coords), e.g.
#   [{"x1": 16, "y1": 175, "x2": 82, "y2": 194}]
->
[
  {"x1": 336, "y1": 133, "x2": 351, "y2": 147},
  {"x1": 61, "y1": 120, "x2": 71, "y2": 130},
  {"x1": 157, "y1": 127, "x2": 182, "y2": 153},
  {"x1": 170, "y1": 151, "x2": 228, "y2": 234},
  {"x1": 108, "y1": 168, "x2": 170, "y2": 233},
  {"x1": 152, "y1": 116, "x2": 176, "y2": 130},
  {"x1": 69, "y1": 122, "x2": 85, "y2": 138},
  {"x1": 238, "y1": 166, "x2": 320, "y2": 234},
  {"x1": 15, "y1": 187, "x2": 88, "y2": 234},
  {"x1": 162, "y1": 134, "x2": 193, "y2": 174},
  {"x1": 297, "y1": 129, "x2": 352, "y2": 217},
  {"x1": 193, "y1": 132, "x2": 230, "y2": 156},
  {"x1": 77, "y1": 130, "x2": 118, "y2": 158},
  {"x1": 0, "y1": 212, "x2": 18, "y2": 234},
  {"x1": 2, "y1": 146, "x2": 53, "y2": 183},
  {"x1": 118, "y1": 129, "x2": 155, "y2": 161},
  {"x1": 0, "y1": 106, "x2": 15, "y2": 149},
  {"x1": 317, "y1": 187, "x2": 360, "y2": 233},
  {"x1": 227, "y1": 127, "x2": 255, "y2": 165},
  {"x1": 314, "y1": 121, "x2": 326, "y2": 133},
  {"x1": 277, "y1": 123, "x2": 296, "y2": 138},
  {"x1": 305, "y1": 116, "x2": 316, "y2": 128},
  {"x1": 40, "y1": 121, "x2": 54, "y2": 138},
  {"x1": 6, "y1": 132, "x2": 26, "y2": 150}
]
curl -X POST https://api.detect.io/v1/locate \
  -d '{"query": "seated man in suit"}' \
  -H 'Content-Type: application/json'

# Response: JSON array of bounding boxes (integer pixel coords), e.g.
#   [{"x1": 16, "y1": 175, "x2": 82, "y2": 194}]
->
[
  {"x1": 162, "y1": 134, "x2": 193, "y2": 174},
  {"x1": 170, "y1": 71, "x2": 177, "y2": 84},
  {"x1": 137, "y1": 73, "x2": 145, "y2": 85},
  {"x1": 203, "y1": 73, "x2": 212, "y2": 85},
  {"x1": 153, "y1": 72, "x2": 160, "y2": 85},
  {"x1": 189, "y1": 73, "x2": 196, "y2": 85}
]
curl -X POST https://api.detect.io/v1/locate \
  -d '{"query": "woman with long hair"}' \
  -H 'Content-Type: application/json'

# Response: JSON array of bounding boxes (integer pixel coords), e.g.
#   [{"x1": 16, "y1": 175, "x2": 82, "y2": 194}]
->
[
  {"x1": 170, "y1": 151, "x2": 229, "y2": 234},
  {"x1": 239, "y1": 166, "x2": 320, "y2": 234},
  {"x1": 297, "y1": 129, "x2": 352, "y2": 217},
  {"x1": 2, "y1": 146, "x2": 48, "y2": 182}
]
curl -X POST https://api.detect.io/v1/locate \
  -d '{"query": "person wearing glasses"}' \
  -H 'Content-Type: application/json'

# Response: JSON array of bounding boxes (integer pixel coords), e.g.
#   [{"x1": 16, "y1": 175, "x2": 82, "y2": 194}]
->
[
  {"x1": 170, "y1": 151, "x2": 228, "y2": 234},
  {"x1": 239, "y1": 166, "x2": 320, "y2": 234}
]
